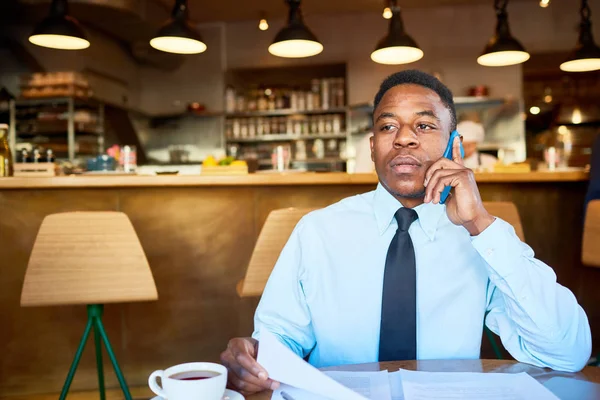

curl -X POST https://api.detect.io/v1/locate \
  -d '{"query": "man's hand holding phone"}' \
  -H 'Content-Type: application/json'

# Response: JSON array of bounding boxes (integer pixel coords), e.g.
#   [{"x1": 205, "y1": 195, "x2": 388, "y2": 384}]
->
[{"x1": 423, "y1": 134, "x2": 495, "y2": 236}]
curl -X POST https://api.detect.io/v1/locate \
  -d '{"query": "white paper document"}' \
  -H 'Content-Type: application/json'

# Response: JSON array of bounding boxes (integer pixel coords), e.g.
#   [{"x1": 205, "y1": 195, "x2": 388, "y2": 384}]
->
[
  {"x1": 397, "y1": 369, "x2": 560, "y2": 400},
  {"x1": 388, "y1": 371, "x2": 404, "y2": 400},
  {"x1": 257, "y1": 329, "x2": 368, "y2": 400},
  {"x1": 273, "y1": 371, "x2": 391, "y2": 400}
]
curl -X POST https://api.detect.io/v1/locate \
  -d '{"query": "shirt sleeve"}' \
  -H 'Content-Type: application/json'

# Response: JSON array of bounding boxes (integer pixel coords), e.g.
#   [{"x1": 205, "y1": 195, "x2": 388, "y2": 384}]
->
[
  {"x1": 251, "y1": 218, "x2": 316, "y2": 358},
  {"x1": 473, "y1": 218, "x2": 591, "y2": 372}
]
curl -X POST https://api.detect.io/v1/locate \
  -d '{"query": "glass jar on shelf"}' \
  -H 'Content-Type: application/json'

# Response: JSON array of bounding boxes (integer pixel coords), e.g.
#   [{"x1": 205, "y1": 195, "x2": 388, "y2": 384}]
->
[
  {"x1": 248, "y1": 118, "x2": 256, "y2": 137},
  {"x1": 240, "y1": 119, "x2": 248, "y2": 138},
  {"x1": 270, "y1": 117, "x2": 278, "y2": 134},
  {"x1": 256, "y1": 117, "x2": 264, "y2": 136},
  {"x1": 277, "y1": 117, "x2": 287, "y2": 133},
  {"x1": 311, "y1": 79, "x2": 321, "y2": 110},
  {"x1": 333, "y1": 114, "x2": 342, "y2": 133},
  {"x1": 232, "y1": 119, "x2": 241, "y2": 138}
]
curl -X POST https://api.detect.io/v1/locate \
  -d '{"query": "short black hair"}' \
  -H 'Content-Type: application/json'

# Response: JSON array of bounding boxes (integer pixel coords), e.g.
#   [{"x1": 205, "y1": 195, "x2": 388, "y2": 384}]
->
[{"x1": 373, "y1": 70, "x2": 457, "y2": 132}]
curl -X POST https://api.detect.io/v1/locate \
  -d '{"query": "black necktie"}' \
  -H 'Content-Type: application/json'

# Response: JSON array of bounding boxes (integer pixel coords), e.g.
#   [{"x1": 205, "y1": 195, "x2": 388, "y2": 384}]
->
[{"x1": 378, "y1": 207, "x2": 419, "y2": 361}]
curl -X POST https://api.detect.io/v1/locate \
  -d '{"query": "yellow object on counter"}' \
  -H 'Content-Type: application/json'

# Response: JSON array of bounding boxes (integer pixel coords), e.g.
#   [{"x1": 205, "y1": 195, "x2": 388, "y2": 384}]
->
[
  {"x1": 201, "y1": 164, "x2": 248, "y2": 175},
  {"x1": 491, "y1": 163, "x2": 531, "y2": 173},
  {"x1": 203, "y1": 155, "x2": 218, "y2": 167},
  {"x1": 201, "y1": 155, "x2": 248, "y2": 175}
]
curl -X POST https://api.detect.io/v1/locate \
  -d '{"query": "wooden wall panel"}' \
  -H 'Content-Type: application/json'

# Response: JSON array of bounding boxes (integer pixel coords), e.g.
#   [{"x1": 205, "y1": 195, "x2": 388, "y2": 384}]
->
[
  {"x1": 254, "y1": 185, "x2": 376, "y2": 229},
  {"x1": 117, "y1": 187, "x2": 259, "y2": 386}
]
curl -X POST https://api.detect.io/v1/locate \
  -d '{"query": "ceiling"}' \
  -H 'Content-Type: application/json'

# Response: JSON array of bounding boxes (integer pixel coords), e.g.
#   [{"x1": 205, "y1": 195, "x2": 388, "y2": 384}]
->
[
  {"x1": 0, "y1": 0, "x2": 534, "y2": 72},
  {"x1": 155, "y1": 0, "x2": 531, "y2": 24}
]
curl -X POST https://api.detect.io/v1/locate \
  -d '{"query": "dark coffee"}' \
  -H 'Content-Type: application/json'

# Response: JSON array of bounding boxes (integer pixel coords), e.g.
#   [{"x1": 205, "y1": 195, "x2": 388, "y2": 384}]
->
[{"x1": 169, "y1": 370, "x2": 220, "y2": 381}]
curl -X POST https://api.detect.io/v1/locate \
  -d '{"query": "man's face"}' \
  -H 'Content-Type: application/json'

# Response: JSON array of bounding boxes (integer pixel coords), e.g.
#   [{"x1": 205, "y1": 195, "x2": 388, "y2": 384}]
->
[{"x1": 370, "y1": 84, "x2": 452, "y2": 199}]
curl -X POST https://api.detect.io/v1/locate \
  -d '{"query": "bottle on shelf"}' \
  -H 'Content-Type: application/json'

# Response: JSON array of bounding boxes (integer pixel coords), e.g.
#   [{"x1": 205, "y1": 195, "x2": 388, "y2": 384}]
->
[
  {"x1": 0, "y1": 123, "x2": 13, "y2": 176},
  {"x1": 321, "y1": 79, "x2": 330, "y2": 110},
  {"x1": 311, "y1": 79, "x2": 321, "y2": 110},
  {"x1": 32, "y1": 148, "x2": 42, "y2": 163},
  {"x1": 45, "y1": 149, "x2": 55, "y2": 163},
  {"x1": 225, "y1": 86, "x2": 236, "y2": 113}
]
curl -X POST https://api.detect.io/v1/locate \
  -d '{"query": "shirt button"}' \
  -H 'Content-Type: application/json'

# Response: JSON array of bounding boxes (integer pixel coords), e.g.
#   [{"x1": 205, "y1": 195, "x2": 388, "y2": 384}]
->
[{"x1": 486, "y1": 248, "x2": 494, "y2": 257}]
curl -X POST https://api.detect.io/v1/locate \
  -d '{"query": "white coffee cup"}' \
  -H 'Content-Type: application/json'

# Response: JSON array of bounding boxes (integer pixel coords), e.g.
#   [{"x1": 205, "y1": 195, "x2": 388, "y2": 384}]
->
[{"x1": 148, "y1": 362, "x2": 227, "y2": 400}]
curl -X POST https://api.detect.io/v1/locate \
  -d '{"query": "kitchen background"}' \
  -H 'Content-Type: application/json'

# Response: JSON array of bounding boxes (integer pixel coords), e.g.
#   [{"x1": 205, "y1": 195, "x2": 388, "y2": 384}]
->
[{"x1": 0, "y1": 0, "x2": 598, "y2": 172}]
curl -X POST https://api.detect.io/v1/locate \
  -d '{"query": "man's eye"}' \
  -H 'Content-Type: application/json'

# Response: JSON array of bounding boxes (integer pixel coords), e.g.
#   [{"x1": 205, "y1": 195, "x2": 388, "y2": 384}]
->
[
  {"x1": 417, "y1": 123, "x2": 433, "y2": 130},
  {"x1": 380, "y1": 125, "x2": 395, "y2": 132}
]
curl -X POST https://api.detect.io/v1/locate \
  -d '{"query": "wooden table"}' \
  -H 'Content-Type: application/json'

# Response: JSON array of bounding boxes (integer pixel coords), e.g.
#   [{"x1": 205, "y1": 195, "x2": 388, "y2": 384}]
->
[{"x1": 247, "y1": 359, "x2": 600, "y2": 399}]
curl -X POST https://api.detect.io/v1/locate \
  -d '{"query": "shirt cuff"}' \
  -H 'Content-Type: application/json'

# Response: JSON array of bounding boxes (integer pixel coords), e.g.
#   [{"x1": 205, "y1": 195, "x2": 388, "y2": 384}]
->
[{"x1": 470, "y1": 217, "x2": 525, "y2": 279}]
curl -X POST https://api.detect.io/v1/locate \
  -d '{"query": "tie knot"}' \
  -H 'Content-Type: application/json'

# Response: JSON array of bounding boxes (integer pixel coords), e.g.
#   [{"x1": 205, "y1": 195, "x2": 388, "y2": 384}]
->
[{"x1": 394, "y1": 207, "x2": 418, "y2": 231}]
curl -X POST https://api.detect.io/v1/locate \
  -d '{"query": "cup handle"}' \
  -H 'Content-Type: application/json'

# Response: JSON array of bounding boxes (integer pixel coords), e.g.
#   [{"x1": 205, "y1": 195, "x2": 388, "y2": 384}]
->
[{"x1": 148, "y1": 370, "x2": 166, "y2": 398}]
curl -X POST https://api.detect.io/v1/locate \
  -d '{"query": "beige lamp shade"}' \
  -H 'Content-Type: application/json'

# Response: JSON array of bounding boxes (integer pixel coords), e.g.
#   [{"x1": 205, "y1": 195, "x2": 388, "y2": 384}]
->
[
  {"x1": 21, "y1": 212, "x2": 158, "y2": 307},
  {"x1": 237, "y1": 202, "x2": 524, "y2": 298},
  {"x1": 583, "y1": 200, "x2": 600, "y2": 267}
]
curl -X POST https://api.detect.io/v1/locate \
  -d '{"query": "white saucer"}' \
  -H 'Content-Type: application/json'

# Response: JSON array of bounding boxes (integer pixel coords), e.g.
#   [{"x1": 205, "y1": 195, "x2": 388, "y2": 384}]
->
[{"x1": 151, "y1": 389, "x2": 245, "y2": 400}]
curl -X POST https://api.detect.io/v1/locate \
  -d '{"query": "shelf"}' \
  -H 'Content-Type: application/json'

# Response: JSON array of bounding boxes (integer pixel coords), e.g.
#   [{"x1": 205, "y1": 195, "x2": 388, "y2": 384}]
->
[
  {"x1": 149, "y1": 111, "x2": 224, "y2": 121},
  {"x1": 226, "y1": 133, "x2": 347, "y2": 142},
  {"x1": 225, "y1": 107, "x2": 347, "y2": 118},
  {"x1": 454, "y1": 97, "x2": 506, "y2": 107},
  {"x1": 14, "y1": 96, "x2": 101, "y2": 107},
  {"x1": 17, "y1": 121, "x2": 101, "y2": 135},
  {"x1": 346, "y1": 97, "x2": 508, "y2": 115}
]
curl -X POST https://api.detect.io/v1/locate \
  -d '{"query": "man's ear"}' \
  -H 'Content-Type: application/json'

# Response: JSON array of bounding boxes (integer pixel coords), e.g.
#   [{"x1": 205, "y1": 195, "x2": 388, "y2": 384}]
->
[{"x1": 370, "y1": 135, "x2": 375, "y2": 162}]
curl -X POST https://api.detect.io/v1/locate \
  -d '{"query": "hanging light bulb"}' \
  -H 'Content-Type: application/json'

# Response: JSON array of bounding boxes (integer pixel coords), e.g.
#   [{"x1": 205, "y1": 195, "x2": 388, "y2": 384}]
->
[
  {"x1": 572, "y1": 107, "x2": 583, "y2": 124},
  {"x1": 259, "y1": 19, "x2": 269, "y2": 31},
  {"x1": 543, "y1": 87, "x2": 553, "y2": 103},
  {"x1": 269, "y1": 0, "x2": 323, "y2": 58},
  {"x1": 539, "y1": 0, "x2": 550, "y2": 8},
  {"x1": 258, "y1": 11, "x2": 269, "y2": 31},
  {"x1": 477, "y1": 0, "x2": 530, "y2": 67},
  {"x1": 560, "y1": 0, "x2": 600, "y2": 72},
  {"x1": 29, "y1": 0, "x2": 90, "y2": 50},
  {"x1": 383, "y1": 7, "x2": 393, "y2": 19},
  {"x1": 150, "y1": 0, "x2": 206, "y2": 54},
  {"x1": 371, "y1": 0, "x2": 423, "y2": 65}
]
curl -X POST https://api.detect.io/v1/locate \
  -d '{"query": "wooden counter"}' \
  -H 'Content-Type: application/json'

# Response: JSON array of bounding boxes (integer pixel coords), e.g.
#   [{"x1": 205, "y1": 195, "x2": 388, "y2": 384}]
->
[
  {"x1": 0, "y1": 170, "x2": 590, "y2": 189},
  {"x1": 0, "y1": 170, "x2": 596, "y2": 396}
]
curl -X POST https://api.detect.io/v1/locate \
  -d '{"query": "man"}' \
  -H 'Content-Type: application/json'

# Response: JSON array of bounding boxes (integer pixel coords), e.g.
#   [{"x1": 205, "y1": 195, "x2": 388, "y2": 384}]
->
[
  {"x1": 456, "y1": 118, "x2": 497, "y2": 170},
  {"x1": 220, "y1": 70, "x2": 591, "y2": 395}
]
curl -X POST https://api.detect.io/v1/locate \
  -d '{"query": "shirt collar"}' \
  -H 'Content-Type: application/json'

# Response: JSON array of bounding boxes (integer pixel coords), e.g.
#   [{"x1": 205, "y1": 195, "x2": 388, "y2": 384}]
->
[{"x1": 373, "y1": 182, "x2": 445, "y2": 241}]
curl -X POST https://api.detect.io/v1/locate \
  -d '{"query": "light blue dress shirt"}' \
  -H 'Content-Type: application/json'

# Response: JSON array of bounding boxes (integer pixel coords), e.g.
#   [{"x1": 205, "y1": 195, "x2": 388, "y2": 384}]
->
[{"x1": 252, "y1": 183, "x2": 591, "y2": 372}]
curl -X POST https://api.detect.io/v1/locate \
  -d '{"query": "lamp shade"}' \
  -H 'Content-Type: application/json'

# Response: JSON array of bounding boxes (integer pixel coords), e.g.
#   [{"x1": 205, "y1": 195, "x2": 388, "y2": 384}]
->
[
  {"x1": 150, "y1": 0, "x2": 206, "y2": 54},
  {"x1": 560, "y1": 0, "x2": 600, "y2": 72},
  {"x1": 28, "y1": 0, "x2": 89, "y2": 50},
  {"x1": 371, "y1": 7, "x2": 423, "y2": 65},
  {"x1": 477, "y1": 1, "x2": 529, "y2": 66},
  {"x1": 268, "y1": 0, "x2": 323, "y2": 58}
]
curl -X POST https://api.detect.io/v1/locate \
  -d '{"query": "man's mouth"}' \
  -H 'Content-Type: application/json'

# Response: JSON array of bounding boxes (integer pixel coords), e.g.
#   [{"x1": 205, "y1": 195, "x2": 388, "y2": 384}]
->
[{"x1": 389, "y1": 155, "x2": 422, "y2": 174}]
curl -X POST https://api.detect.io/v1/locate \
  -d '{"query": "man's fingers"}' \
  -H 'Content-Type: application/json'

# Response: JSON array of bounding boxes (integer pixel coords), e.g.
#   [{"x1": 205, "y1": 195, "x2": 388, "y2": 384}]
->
[
  {"x1": 231, "y1": 361, "x2": 277, "y2": 390},
  {"x1": 452, "y1": 135, "x2": 464, "y2": 166},
  {"x1": 228, "y1": 371, "x2": 267, "y2": 394},
  {"x1": 424, "y1": 168, "x2": 458, "y2": 202},
  {"x1": 424, "y1": 157, "x2": 461, "y2": 187},
  {"x1": 233, "y1": 350, "x2": 269, "y2": 381},
  {"x1": 431, "y1": 173, "x2": 462, "y2": 204}
]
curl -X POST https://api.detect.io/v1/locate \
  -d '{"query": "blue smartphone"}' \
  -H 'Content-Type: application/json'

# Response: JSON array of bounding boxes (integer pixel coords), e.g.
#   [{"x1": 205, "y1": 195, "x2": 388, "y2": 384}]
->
[{"x1": 439, "y1": 130, "x2": 465, "y2": 205}]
